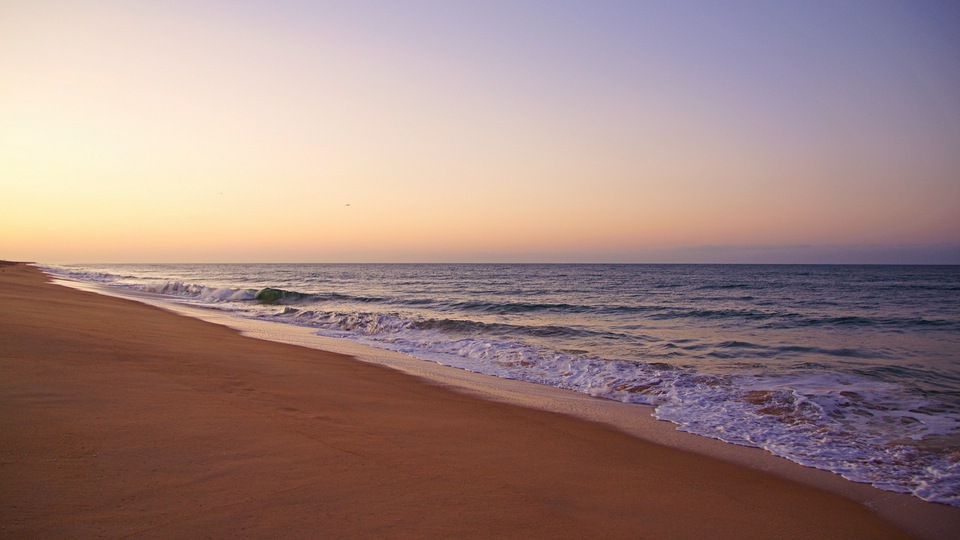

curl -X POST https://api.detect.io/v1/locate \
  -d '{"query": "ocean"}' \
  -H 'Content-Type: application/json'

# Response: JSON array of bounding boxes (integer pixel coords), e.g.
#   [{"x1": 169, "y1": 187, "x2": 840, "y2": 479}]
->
[{"x1": 44, "y1": 263, "x2": 960, "y2": 506}]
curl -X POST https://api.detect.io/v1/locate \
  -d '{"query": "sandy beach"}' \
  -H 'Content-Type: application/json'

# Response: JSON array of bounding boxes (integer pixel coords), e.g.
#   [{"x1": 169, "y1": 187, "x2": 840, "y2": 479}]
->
[{"x1": 0, "y1": 262, "x2": 926, "y2": 538}]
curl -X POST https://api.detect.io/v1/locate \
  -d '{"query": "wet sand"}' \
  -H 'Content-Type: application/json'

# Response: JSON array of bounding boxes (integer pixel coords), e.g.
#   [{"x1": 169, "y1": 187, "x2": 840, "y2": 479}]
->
[{"x1": 0, "y1": 262, "x2": 919, "y2": 538}]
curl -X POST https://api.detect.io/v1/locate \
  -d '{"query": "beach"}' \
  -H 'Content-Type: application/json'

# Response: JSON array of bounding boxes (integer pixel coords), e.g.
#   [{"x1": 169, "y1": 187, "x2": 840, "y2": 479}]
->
[{"x1": 0, "y1": 262, "x2": 938, "y2": 538}]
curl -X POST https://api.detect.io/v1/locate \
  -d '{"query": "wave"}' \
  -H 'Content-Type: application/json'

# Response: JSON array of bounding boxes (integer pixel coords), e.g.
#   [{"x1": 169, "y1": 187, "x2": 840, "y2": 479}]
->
[
  {"x1": 785, "y1": 315, "x2": 956, "y2": 330},
  {"x1": 448, "y1": 300, "x2": 588, "y2": 314},
  {"x1": 53, "y1": 269, "x2": 953, "y2": 333},
  {"x1": 268, "y1": 307, "x2": 623, "y2": 342},
  {"x1": 654, "y1": 309, "x2": 956, "y2": 330},
  {"x1": 103, "y1": 280, "x2": 391, "y2": 307},
  {"x1": 126, "y1": 281, "x2": 260, "y2": 302},
  {"x1": 255, "y1": 287, "x2": 310, "y2": 304},
  {"x1": 694, "y1": 283, "x2": 758, "y2": 291},
  {"x1": 42, "y1": 266, "x2": 128, "y2": 284}
]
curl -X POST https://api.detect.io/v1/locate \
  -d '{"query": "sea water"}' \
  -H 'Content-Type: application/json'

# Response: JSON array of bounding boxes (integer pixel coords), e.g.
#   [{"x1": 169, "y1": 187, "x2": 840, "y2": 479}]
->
[{"x1": 43, "y1": 263, "x2": 960, "y2": 505}]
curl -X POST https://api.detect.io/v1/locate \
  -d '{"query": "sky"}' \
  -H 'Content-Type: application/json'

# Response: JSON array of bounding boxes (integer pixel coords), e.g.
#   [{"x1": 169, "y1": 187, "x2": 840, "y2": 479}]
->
[{"x1": 2, "y1": 0, "x2": 959, "y2": 264}]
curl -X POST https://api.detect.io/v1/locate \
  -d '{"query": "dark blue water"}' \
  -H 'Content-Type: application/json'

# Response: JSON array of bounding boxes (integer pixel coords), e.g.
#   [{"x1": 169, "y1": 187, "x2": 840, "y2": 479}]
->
[{"x1": 46, "y1": 263, "x2": 960, "y2": 505}]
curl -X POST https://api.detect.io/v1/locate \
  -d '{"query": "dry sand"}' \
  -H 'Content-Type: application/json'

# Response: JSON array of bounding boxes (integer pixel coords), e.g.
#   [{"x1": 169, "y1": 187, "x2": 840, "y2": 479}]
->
[{"x1": 0, "y1": 262, "x2": 934, "y2": 538}]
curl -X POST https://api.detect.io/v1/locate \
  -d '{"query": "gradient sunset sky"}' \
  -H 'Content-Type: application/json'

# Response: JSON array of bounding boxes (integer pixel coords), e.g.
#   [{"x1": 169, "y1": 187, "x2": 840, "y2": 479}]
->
[{"x1": 3, "y1": 1, "x2": 959, "y2": 263}]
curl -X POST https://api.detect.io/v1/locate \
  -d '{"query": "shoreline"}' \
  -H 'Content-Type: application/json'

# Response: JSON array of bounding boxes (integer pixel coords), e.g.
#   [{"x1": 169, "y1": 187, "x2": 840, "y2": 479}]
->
[
  {"x1": 50, "y1": 268, "x2": 960, "y2": 539},
  {"x1": 2, "y1": 262, "x2": 953, "y2": 538}
]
